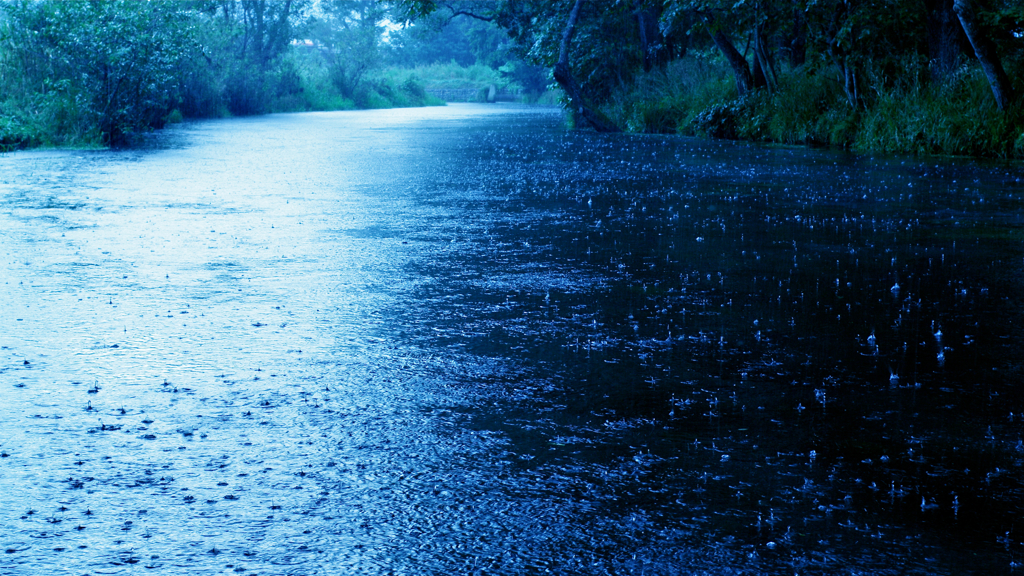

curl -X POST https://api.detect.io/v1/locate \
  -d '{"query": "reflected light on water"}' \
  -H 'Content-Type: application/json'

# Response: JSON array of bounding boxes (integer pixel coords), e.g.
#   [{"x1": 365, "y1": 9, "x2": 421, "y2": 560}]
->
[{"x1": 1, "y1": 104, "x2": 1023, "y2": 575}]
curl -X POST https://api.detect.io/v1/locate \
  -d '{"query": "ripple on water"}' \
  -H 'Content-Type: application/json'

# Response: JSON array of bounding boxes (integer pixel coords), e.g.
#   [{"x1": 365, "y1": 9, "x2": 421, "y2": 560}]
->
[{"x1": 1, "y1": 105, "x2": 1023, "y2": 575}]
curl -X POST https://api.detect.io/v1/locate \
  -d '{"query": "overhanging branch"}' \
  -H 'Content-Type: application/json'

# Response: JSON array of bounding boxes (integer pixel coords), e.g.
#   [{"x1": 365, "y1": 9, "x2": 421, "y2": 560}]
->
[{"x1": 553, "y1": 0, "x2": 620, "y2": 132}]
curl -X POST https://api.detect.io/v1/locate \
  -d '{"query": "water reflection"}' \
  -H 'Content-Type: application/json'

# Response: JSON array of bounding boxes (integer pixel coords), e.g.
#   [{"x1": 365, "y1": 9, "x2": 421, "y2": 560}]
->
[{"x1": 1, "y1": 105, "x2": 1022, "y2": 574}]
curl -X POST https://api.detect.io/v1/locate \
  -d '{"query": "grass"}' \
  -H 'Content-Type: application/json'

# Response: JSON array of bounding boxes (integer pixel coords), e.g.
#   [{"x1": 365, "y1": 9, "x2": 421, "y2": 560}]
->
[
  {"x1": 392, "y1": 61, "x2": 509, "y2": 91},
  {"x1": 5, "y1": 42, "x2": 1019, "y2": 157},
  {"x1": 602, "y1": 52, "x2": 1024, "y2": 160},
  {"x1": 604, "y1": 53, "x2": 737, "y2": 135},
  {"x1": 277, "y1": 51, "x2": 445, "y2": 112},
  {"x1": 1, "y1": 90, "x2": 103, "y2": 149},
  {"x1": 852, "y1": 70, "x2": 1024, "y2": 158},
  {"x1": 377, "y1": 62, "x2": 559, "y2": 104}
]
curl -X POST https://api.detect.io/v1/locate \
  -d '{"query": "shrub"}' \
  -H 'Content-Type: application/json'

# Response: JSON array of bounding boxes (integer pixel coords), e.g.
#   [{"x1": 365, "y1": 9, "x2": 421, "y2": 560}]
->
[
  {"x1": 691, "y1": 102, "x2": 741, "y2": 140},
  {"x1": 603, "y1": 50, "x2": 1023, "y2": 159},
  {"x1": 601, "y1": 52, "x2": 736, "y2": 136}
]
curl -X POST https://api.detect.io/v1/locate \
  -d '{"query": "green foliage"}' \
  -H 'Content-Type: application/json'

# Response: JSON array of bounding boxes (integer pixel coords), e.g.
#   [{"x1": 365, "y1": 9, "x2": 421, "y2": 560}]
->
[
  {"x1": 0, "y1": 0, "x2": 197, "y2": 146},
  {"x1": 397, "y1": 61, "x2": 506, "y2": 90},
  {"x1": 854, "y1": 69, "x2": 1024, "y2": 157},
  {"x1": 602, "y1": 54, "x2": 736, "y2": 135},
  {"x1": 498, "y1": 60, "x2": 549, "y2": 99},
  {"x1": 2, "y1": 0, "x2": 1020, "y2": 156},
  {"x1": 386, "y1": 5, "x2": 549, "y2": 102},
  {"x1": 0, "y1": 111, "x2": 37, "y2": 151},
  {"x1": 301, "y1": 1, "x2": 384, "y2": 105},
  {"x1": 732, "y1": 66, "x2": 854, "y2": 147},
  {"x1": 0, "y1": 0, "x2": 452, "y2": 148},
  {"x1": 691, "y1": 102, "x2": 743, "y2": 139},
  {"x1": 387, "y1": 11, "x2": 511, "y2": 68},
  {"x1": 601, "y1": 48, "x2": 1023, "y2": 158},
  {"x1": 356, "y1": 72, "x2": 443, "y2": 108}
]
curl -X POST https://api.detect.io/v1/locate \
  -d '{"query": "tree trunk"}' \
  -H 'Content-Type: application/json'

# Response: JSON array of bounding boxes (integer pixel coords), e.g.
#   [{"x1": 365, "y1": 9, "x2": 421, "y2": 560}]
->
[
  {"x1": 953, "y1": 0, "x2": 1014, "y2": 110},
  {"x1": 926, "y1": 0, "x2": 962, "y2": 83},
  {"x1": 753, "y1": 25, "x2": 777, "y2": 93},
  {"x1": 635, "y1": 4, "x2": 664, "y2": 72},
  {"x1": 637, "y1": 8, "x2": 652, "y2": 73},
  {"x1": 753, "y1": 52, "x2": 766, "y2": 89},
  {"x1": 710, "y1": 29, "x2": 753, "y2": 96},
  {"x1": 254, "y1": 0, "x2": 266, "y2": 66},
  {"x1": 788, "y1": 8, "x2": 806, "y2": 67},
  {"x1": 841, "y1": 58, "x2": 859, "y2": 108},
  {"x1": 824, "y1": 0, "x2": 859, "y2": 108},
  {"x1": 552, "y1": 0, "x2": 620, "y2": 132},
  {"x1": 827, "y1": 53, "x2": 860, "y2": 108}
]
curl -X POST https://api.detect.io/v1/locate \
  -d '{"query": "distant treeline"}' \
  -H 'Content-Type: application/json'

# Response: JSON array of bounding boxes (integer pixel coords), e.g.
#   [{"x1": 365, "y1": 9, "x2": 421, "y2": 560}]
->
[
  {"x1": 0, "y1": 0, "x2": 452, "y2": 148},
  {"x1": 403, "y1": 0, "x2": 1024, "y2": 158},
  {"x1": 4, "y1": 1, "x2": 1022, "y2": 157}
]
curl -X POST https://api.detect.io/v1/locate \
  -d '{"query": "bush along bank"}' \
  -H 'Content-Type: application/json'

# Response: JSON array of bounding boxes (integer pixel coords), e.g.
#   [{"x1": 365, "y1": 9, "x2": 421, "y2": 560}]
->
[
  {"x1": 602, "y1": 54, "x2": 1024, "y2": 160},
  {"x1": 0, "y1": 1, "x2": 444, "y2": 150},
  {"x1": 397, "y1": 0, "x2": 1022, "y2": 160}
]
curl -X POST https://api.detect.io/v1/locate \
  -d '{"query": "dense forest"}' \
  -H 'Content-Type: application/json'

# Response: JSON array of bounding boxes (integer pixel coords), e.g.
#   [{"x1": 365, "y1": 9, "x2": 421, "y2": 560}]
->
[
  {"x1": 2, "y1": 0, "x2": 1023, "y2": 158},
  {"x1": 403, "y1": 0, "x2": 1024, "y2": 158},
  {"x1": 0, "y1": 0, "x2": 540, "y2": 147}
]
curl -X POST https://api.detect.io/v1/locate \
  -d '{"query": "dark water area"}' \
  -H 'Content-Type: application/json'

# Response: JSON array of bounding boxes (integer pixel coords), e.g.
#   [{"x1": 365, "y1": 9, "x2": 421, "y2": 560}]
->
[{"x1": 1, "y1": 104, "x2": 1023, "y2": 575}]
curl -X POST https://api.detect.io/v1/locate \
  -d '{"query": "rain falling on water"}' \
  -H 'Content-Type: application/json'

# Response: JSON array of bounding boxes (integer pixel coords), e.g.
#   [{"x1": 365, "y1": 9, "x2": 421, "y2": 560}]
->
[{"x1": 1, "y1": 105, "x2": 1023, "y2": 575}]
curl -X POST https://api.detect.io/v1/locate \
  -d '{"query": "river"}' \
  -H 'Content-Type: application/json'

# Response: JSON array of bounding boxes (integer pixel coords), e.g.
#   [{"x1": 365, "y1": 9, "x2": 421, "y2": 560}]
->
[{"x1": 2, "y1": 104, "x2": 1023, "y2": 575}]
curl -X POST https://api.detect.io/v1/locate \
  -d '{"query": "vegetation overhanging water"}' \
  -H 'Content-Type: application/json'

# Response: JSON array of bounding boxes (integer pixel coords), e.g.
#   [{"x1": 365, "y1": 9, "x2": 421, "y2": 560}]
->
[{"x1": 2, "y1": 1, "x2": 1021, "y2": 158}]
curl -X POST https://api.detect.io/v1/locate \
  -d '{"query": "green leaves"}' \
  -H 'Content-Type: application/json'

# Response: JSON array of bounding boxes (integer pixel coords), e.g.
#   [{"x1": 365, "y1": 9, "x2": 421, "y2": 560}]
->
[{"x1": 0, "y1": 0, "x2": 197, "y2": 145}]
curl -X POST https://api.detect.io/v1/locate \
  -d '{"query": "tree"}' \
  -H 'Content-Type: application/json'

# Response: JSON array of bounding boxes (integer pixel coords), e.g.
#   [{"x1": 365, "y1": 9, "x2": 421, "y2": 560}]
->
[
  {"x1": 387, "y1": 10, "x2": 512, "y2": 68},
  {"x1": 662, "y1": 0, "x2": 782, "y2": 96},
  {"x1": 397, "y1": 0, "x2": 631, "y2": 130},
  {"x1": 799, "y1": 0, "x2": 931, "y2": 108},
  {"x1": 551, "y1": 0, "x2": 619, "y2": 131},
  {"x1": 952, "y1": 0, "x2": 1016, "y2": 110},
  {"x1": 217, "y1": 0, "x2": 307, "y2": 114},
  {"x1": 635, "y1": 0, "x2": 688, "y2": 72},
  {"x1": 239, "y1": 0, "x2": 297, "y2": 69},
  {"x1": 0, "y1": 0, "x2": 197, "y2": 145},
  {"x1": 925, "y1": 0, "x2": 964, "y2": 83},
  {"x1": 304, "y1": 0, "x2": 387, "y2": 104},
  {"x1": 709, "y1": 25, "x2": 755, "y2": 96}
]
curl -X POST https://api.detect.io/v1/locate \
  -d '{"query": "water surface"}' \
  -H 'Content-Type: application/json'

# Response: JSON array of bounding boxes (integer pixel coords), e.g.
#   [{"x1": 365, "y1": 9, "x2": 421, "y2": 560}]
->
[{"x1": 2, "y1": 104, "x2": 1023, "y2": 575}]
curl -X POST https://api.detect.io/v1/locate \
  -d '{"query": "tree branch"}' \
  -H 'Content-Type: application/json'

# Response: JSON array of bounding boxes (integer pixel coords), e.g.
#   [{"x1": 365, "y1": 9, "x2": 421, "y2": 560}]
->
[
  {"x1": 953, "y1": 0, "x2": 1014, "y2": 110},
  {"x1": 439, "y1": 2, "x2": 494, "y2": 24},
  {"x1": 552, "y1": 0, "x2": 620, "y2": 132}
]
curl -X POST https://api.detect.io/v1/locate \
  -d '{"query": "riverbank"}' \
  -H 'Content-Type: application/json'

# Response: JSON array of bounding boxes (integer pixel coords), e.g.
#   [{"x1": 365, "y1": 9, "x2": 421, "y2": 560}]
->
[
  {"x1": 5, "y1": 54, "x2": 1020, "y2": 160},
  {"x1": 0, "y1": 69, "x2": 445, "y2": 152},
  {"x1": 0, "y1": 1, "x2": 460, "y2": 151},
  {"x1": 601, "y1": 55, "x2": 1024, "y2": 160},
  {"x1": 0, "y1": 61, "x2": 554, "y2": 152}
]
